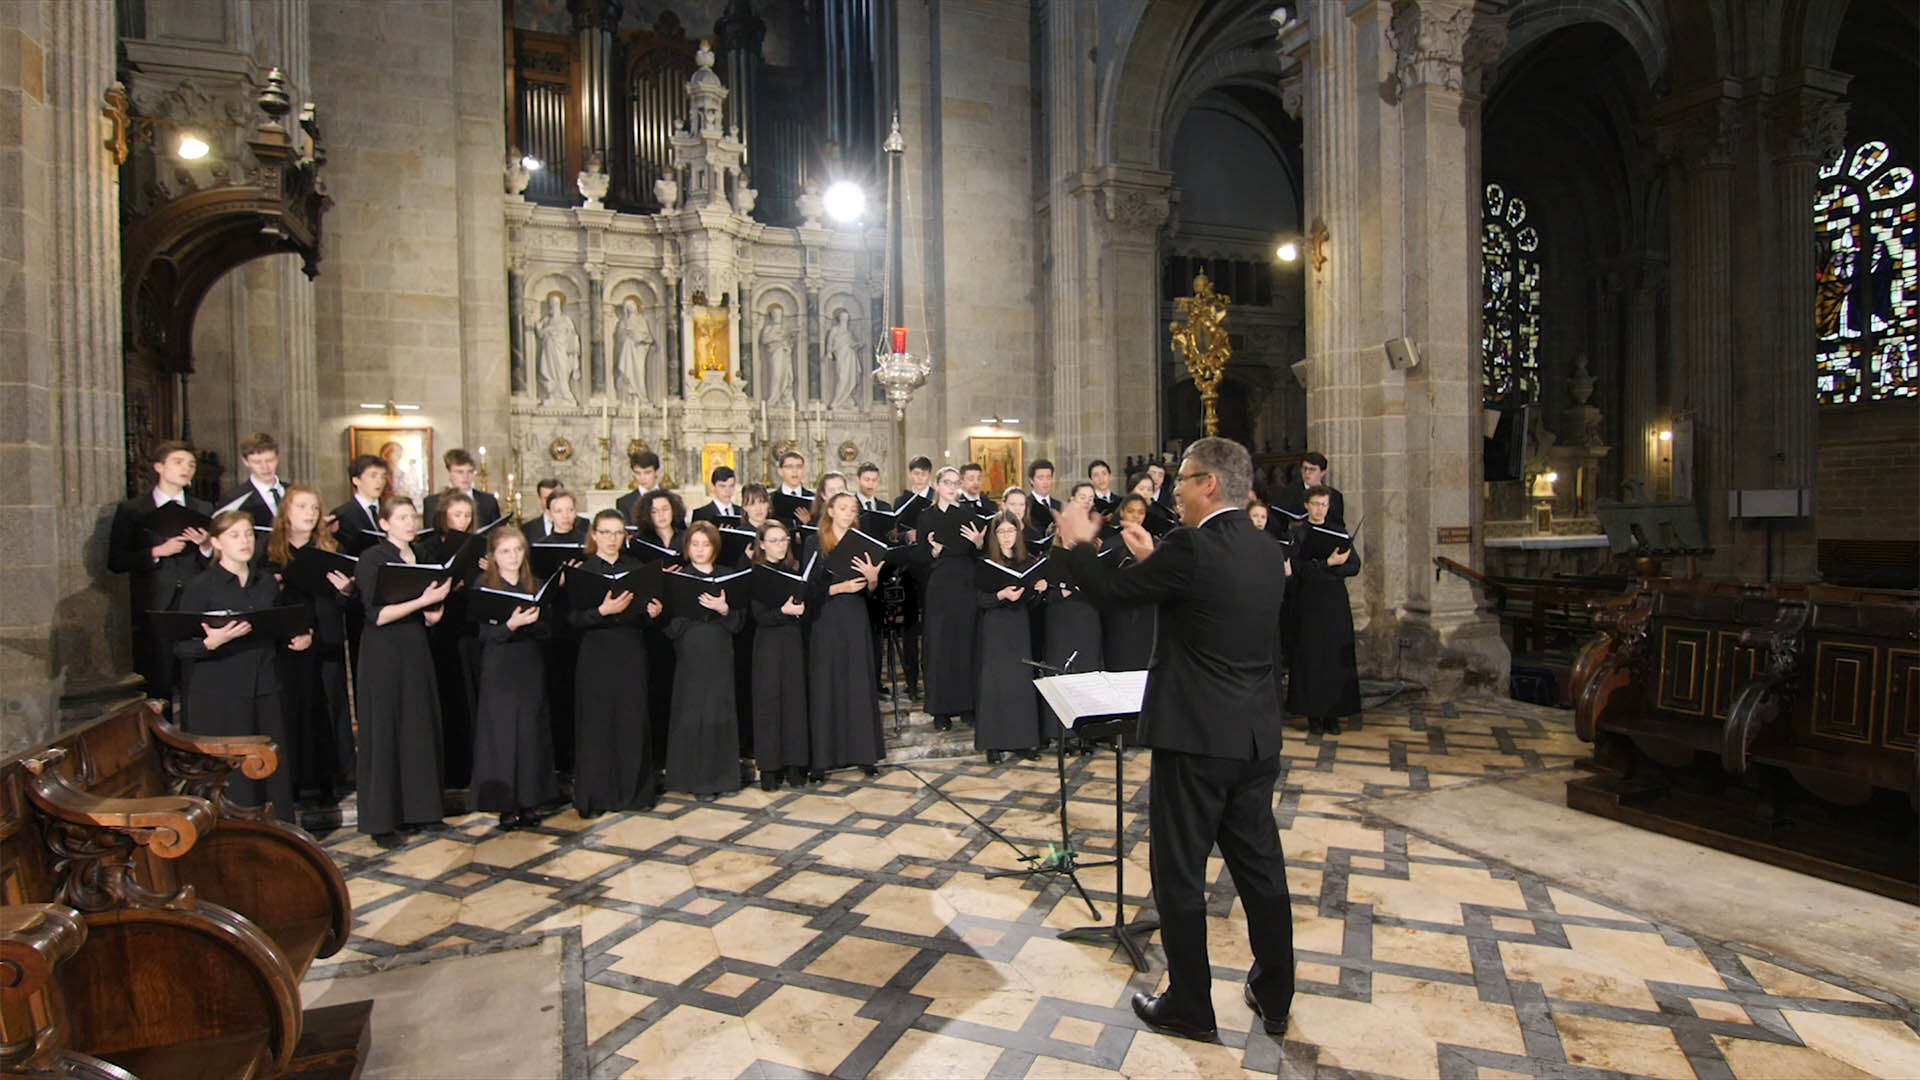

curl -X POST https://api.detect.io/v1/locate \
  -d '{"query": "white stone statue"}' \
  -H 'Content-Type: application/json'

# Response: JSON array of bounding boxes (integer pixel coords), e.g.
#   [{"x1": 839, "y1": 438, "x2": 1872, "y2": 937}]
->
[
  {"x1": 535, "y1": 294, "x2": 581, "y2": 405},
  {"x1": 654, "y1": 170, "x2": 679, "y2": 211},
  {"x1": 612, "y1": 297, "x2": 655, "y2": 404},
  {"x1": 759, "y1": 304, "x2": 795, "y2": 405},
  {"x1": 825, "y1": 308, "x2": 864, "y2": 409}
]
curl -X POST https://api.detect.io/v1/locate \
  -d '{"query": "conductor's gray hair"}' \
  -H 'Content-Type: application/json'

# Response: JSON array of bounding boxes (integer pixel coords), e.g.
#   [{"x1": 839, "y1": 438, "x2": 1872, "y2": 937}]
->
[{"x1": 1183, "y1": 437, "x2": 1251, "y2": 503}]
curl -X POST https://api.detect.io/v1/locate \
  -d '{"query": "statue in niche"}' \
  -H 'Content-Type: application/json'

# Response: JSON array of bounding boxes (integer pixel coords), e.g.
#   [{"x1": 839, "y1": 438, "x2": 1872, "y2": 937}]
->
[
  {"x1": 535, "y1": 293, "x2": 581, "y2": 406},
  {"x1": 692, "y1": 297, "x2": 731, "y2": 383},
  {"x1": 612, "y1": 297, "x2": 655, "y2": 404},
  {"x1": 759, "y1": 304, "x2": 795, "y2": 404},
  {"x1": 825, "y1": 308, "x2": 864, "y2": 409}
]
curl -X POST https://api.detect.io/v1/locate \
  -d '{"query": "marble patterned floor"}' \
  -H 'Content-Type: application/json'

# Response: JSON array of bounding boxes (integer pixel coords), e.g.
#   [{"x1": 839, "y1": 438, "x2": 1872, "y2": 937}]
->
[{"x1": 309, "y1": 696, "x2": 1920, "y2": 1078}]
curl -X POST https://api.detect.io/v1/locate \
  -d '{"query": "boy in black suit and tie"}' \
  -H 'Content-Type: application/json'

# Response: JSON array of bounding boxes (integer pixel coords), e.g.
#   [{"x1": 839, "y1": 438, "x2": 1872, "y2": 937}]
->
[
  {"x1": 329, "y1": 454, "x2": 389, "y2": 554},
  {"x1": 216, "y1": 431, "x2": 288, "y2": 527},
  {"x1": 423, "y1": 447, "x2": 501, "y2": 525},
  {"x1": 690, "y1": 465, "x2": 742, "y2": 524},
  {"x1": 1056, "y1": 436, "x2": 1294, "y2": 1042},
  {"x1": 108, "y1": 439, "x2": 215, "y2": 702}
]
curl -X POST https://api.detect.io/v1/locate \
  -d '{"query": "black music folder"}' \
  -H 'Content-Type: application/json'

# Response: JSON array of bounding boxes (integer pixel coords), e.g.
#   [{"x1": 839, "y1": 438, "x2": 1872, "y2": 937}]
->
[
  {"x1": 145, "y1": 500, "x2": 212, "y2": 538},
  {"x1": 662, "y1": 568, "x2": 751, "y2": 621},
  {"x1": 147, "y1": 604, "x2": 312, "y2": 642},
  {"x1": 528, "y1": 539, "x2": 585, "y2": 579},
  {"x1": 283, "y1": 545, "x2": 358, "y2": 597},
  {"x1": 467, "y1": 576, "x2": 558, "y2": 624},
  {"x1": 824, "y1": 528, "x2": 894, "y2": 582},
  {"x1": 751, "y1": 555, "x2": 815, "y2": 608},
  {"x1": 625, "y1": 536, "x2": 681, "y2": 565},
  {"x1": 568, "y1": 563, "x2": 664, "y2": 612},
  {"x1": 771, "y1": 489, "x2": 815, "y2": 524},
  {"x1": 1295, "y1": 524, "x2": 1354, "y2": 561},
  {"x1": 976, "y1": 555, "x2": 1049, "y2": 591},
  {"x1": 716, "y1": 526, "x2": 757, "y2": 566}
]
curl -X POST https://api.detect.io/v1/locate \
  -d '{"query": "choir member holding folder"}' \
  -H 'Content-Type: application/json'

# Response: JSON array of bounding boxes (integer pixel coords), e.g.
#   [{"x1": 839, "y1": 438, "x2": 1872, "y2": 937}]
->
[
  {"x1": 804, "y1": 493, "x2": 885, "y2": 778},
  {"x1": 569, "y1": 509, "x2": 665, "y2": 816},
  {"x1": 1284, "y1": 486, "x2": 1361, "y2": 734},
  {"x1": 1041, "y1": 482, "x2": 1106, "y2": 676},
  {"x1": 662, "y1": 523, "x2": 748, "y2": 797},
  {"x1": 109, "y1": 439, "x2": 213, "y2": 705},
  {"x1": 630, "y1": 489, "x2": 685, "y2": 759},
  {"x1": 264, "y1": 485, "x2": 357, "y2": 805},
  {"x1": 916, "y1": 467, "x2": 986, "y2": 731},
  {"x1": 425, "y1": 491, "x2": 480, "y2": 790},
  {"x1": 467, "y1": 528, "x2": 560, "y2": 828},
  {"x1": 1101, "y1": 494, "x2": 1157, "y2": 671},
  {"x1": 974, "y1": 513, "x2": 1047, "y2": 763},
  {"x1": 749, "y1": 521, "x2": 810, "y2": 790},
  {"x1": 173, "y1": 510, "x2": 313, "y2": 818},
  {"x1": 354, "y1": 495, "x2": 453, "y2": 839}
]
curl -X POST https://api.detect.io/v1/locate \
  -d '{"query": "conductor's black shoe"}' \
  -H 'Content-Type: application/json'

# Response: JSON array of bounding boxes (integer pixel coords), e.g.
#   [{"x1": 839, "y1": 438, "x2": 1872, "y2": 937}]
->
[
  {"x1": 986, "y1": 750, "x2": 1004, "y2": 765},
  {"x1": 1243, "y1": 983, "x2": 1289, "y2": 1037},
  {"x1": 1130, "y1": 992, "x2": 1217, "y2": 1042}
]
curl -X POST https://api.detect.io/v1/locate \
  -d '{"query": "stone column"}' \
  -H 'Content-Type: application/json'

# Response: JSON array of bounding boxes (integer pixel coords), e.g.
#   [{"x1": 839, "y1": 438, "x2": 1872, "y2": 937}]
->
[
  {"x1": 254, "y1": 0, "x2": 320, "y2": 482},
  {"x1": 1088, "y1": 165, "x2": 1172, "y2": 464},
  {"x1": 1767, "y1": 74, "x2": 1847, "y2": 581},
  {"x1": 1045, "y1": 0, "x2": 1095, "y2": 464},
  {"x1": 1621, "y1": 260, "x2": 1665, "y2": 489},
  {"x1": 0, "y1": 0, "x2": 136, "y2": 754},
  {"x1": 1655, "y1": 92, "x2": 1739, "y2": 558},
  {"x1": 456, "y1": 2, "x2": 510, "y2": 459}
]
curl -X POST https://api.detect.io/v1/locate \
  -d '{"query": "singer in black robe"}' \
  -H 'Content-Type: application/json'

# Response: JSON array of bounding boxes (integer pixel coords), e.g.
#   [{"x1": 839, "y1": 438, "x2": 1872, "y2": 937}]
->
[
  {"x1": 974, "y1": 559, "x2": 1044, "y2": 760},
  {"x1": 1040, "y1": 542, "x2": 1105, "y2": 674},
  {"x1": 469, "y1": 596, "x2": 559, "y2": 821},
  {"x1": 1284, "y1": 521, "x2": 1362, "y2": 730},
  {"x1": 174, "y1": 563, "x2": 299, "y2": 818},
  {"x1": 108, "y1": 489, "x2": 213, "y2": 702},
  {"x1": 804, "y1": 533, "x2": 884, "y2": 775},
  {"x1": 265, "y1": 539, "x2": 357, "y2": 803},
  {"x1": 1102, "y1": 547, "x2": 1157, "y2": 671},
  {"x1": 424, "y1": 528, "x2": 480, "y2": 790},
  {"x1": 749, "y1": 576, "x2": 810, "y2": 787},
  {"x1": 915, "y1": 500, "x2": 981, "y2": 724},
  {"x1": 354, "y1": 541, "x2": 448, "y2": 836},
  {"x1": 663, "y1": 568, "x2": 746, "y2": 797},
  {"x1": 569, "y1": 553, "x2": 659, "y2": 814}
]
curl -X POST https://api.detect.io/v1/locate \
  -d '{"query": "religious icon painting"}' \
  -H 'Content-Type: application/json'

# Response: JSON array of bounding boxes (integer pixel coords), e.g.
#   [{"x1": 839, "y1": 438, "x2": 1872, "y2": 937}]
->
[
  {"x1": 702, "y1": 442, "x2": 737, "y2": 481},
  {"x1": 349, "y1": 425, "x2": 434, "y2": 503},
  {"x1": 968, "y1": 436, "x2": 1023, "y2": 495}
]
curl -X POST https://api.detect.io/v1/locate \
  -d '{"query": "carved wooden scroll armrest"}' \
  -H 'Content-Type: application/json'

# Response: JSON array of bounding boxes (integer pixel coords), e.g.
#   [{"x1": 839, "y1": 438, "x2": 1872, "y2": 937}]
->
[
  {"x1": 22, "y1": 751, "x2": 214, "y2": 861},
  {"x1": 0, "y1": 903, "x2": 86, "y2": 1005},
  {"x1": 142, "y1": 701, "x2": 279, "y2": 780},
  {"x1": 0, "y1": 903, "x2": 134, "y2": 1080}
]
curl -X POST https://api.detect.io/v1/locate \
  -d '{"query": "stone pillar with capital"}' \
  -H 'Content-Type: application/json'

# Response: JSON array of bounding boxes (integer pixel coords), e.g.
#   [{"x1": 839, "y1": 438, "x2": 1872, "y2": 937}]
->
[
  {"x1": 1087, "y1": 165, "x2": 1172, "y2": 464},
  {"x1": 1654, "y1": 92, "x2": 1740, "y2": 552},
  {"x1": 1766, "y1": 75, "x2": 1848, "y2": 580}
]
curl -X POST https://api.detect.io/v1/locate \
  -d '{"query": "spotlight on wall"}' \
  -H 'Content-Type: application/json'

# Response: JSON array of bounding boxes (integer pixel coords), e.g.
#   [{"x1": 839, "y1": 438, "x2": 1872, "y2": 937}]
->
[
  {"x1": 1276, "y1": 240, "x2": 1299, "y2": 263},
  {"x1": 521, "y1": 154, "x2": 543, "y2": 172},
  {"x1": 978, "y1": 416, "x2": 1021, "y2": 426},
  {"x1": 823, "y1": 180, "x2": 866, "y2": 224},
  {"x1": 1658, "y1": 429, "x2": 1673, "y2": 442},
  {"x1": 175, "y1": 133, "x2": 210, "y2": 160}
]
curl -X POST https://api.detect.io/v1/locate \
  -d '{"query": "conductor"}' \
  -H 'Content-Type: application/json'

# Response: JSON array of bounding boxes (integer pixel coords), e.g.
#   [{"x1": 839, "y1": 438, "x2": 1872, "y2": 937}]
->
[{"x1": 1054, "y1": 436, "x2": 1293, "y2": 1041}]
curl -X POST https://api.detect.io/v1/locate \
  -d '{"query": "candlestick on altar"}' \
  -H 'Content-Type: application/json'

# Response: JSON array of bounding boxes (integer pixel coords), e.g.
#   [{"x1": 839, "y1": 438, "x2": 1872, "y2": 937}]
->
[
  {"x1": 476, "y1": 445, "x2": 489, "y2": 492},
  {"x1": 596, "y1": 435, "x2": 614, "y2": 489}
]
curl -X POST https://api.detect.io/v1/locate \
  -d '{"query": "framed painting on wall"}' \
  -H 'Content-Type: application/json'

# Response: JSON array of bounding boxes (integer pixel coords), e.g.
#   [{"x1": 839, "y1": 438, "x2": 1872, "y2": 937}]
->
[
  {"x1": 349, "y1": 425, "x2": 434, "y2": 503},
  {"x1": 967, "y1": 435, "x2": 1023, "y2": 497}
]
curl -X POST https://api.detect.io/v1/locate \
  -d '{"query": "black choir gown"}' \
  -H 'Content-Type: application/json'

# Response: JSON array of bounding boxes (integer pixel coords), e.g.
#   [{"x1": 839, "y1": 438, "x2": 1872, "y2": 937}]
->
[
  {"x1": 804, "y1": 538, "x2": 884, "y2": 770},
  {"x1": 469, "y1": 586, "x2": 560, "y2": 814},
  {"x1": 354, "y1": 542, "x2": 447, "y2": 835},
  {"x1": 569, "y1": 553, "x2": 658, "y2": 813},
  {"x1": 1041, "y1": 545, "x2": 1105, "y2": 674},
  {"x1": 1101, "y1": 546, "x2": 1157, "y2": 671},
  {"x1": 916, "y1": 504, "x2": 979, "y2": 717},
  {"x1": 173, "y1": 564, "x2": 297, "y2": 819},
  {"x1": 750, "y1": 569, "x2": 810, "y2": 774},
  {"x1": 266, "y1": 541, "x2": 357, "y2": 801},
  {"x1": 631, "y1": 528, "x2": 682, "y2": 763},
  {"x1": 732, "y1": 547, "x2": 758, "y2": 763},
  {"x1": 1284, "y1": 523, "x2": 1363, "y2": 719},
  {"x1": 663, "y1": 569, "x2": 746, "y2": 795},
  {"x1": 974, "y1": 562, "x2": 1043, "y2": 752},
  {"x1": 424, "y1": 530, "x2": 480, "y2": 790}
]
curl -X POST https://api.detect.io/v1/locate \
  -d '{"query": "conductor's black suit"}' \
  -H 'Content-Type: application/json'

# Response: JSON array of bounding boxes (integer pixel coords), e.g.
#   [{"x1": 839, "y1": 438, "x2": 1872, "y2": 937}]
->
[{"x1": 1065, "y1": 505, "x2": 1294, "y2": 1027}]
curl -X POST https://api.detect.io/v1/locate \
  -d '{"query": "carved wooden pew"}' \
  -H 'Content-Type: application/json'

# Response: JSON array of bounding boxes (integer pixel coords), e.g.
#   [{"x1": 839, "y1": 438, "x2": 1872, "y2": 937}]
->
[
  {"x1": 1569, "y1": 578, "x2": 1920, "y2": 901},
  {"x1": 0, "y1": 701, "x2": 369, "y2": 1078}
]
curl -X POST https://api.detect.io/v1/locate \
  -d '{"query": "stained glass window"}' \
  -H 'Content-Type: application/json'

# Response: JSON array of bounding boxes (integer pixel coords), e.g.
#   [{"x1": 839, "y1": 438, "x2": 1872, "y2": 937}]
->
[
  {"x1": 1483, "y1": 183, "x2": 1541, "y2": 404},
  {"x1": 1814, "y1": 141, "x2": 1917, "y2": 404}
]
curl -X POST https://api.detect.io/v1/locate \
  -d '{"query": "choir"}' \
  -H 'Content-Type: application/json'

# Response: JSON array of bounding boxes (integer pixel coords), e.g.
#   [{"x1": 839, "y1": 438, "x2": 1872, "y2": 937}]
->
[{"x1": 111, "y1": 432, "x2": 1361, "y2": 841}]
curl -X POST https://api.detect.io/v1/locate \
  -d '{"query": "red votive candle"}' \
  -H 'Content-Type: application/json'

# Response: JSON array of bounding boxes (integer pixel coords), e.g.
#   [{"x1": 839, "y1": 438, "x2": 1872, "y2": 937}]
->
[{"x1": 891, "y1": 326, "x2": 908, "y2": 354}]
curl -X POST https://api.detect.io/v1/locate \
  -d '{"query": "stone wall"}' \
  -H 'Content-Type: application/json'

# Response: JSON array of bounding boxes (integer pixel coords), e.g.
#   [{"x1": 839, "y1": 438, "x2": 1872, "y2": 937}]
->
[
  {"x1": 309, "y1": 0, "x2": 507, "y2": 492},
  {"x1": 1816, "y1": 401, "x2": 1920, "y2": 542}
]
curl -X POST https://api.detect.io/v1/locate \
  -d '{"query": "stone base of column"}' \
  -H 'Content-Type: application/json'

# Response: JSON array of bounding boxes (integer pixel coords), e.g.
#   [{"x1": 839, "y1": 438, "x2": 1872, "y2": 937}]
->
[
  {"x1": 1, "y1": 671, "x2": 140, "y2": 758},
  {"x1": 1364, "y1": 606, "x2": 1511, "y2": 699}
]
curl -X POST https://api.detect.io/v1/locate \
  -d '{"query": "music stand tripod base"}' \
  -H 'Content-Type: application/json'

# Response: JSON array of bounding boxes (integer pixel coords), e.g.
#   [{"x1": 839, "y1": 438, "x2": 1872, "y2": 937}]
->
[
  {"x1": 1056, "y1": 723, "x2": 1157, "y2": 972},
  {"x1": 984, "y1": 719, "x2": 1105, "y2": 921}
]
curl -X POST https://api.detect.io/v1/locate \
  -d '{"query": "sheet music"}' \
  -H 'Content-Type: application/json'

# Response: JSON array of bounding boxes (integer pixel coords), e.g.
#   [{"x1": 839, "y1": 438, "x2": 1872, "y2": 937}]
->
[{"x1": 1034, "y1": 671, "x2": 1149, "y2": 729}]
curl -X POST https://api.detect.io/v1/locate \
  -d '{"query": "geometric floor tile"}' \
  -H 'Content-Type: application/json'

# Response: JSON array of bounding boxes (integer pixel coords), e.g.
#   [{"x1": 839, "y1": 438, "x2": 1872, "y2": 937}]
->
[{"x1": 310, "y1": 693, "x2": 1920, "y2": 1078}]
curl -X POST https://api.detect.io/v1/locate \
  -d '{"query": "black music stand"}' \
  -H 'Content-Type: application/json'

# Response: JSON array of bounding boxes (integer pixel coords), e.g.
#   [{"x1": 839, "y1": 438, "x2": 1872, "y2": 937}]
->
[
  {"x1": 985, "y1": 663, "x2": 1103, "y2": 920},
  {"x1": 1055, "y1": 713, "x2": 1158, "y2": 972}
]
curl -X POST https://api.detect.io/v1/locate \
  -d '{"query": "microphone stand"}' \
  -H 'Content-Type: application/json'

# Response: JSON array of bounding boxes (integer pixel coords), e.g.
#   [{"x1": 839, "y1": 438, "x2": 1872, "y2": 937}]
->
[{"x1": 986, "y1": 657, "x2": 1102, "y2": 920}]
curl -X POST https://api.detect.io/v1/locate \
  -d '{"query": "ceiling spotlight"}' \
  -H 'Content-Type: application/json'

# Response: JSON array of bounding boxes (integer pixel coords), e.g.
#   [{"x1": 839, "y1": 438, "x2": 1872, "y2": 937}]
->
[
  {"x1": 175, "y1": 133, "x2": 210, "y2": 160},
  {"x1": 823, "y1": 180, "x2": 866, "y2": 224},
  {"x1": 521, "y1": 154, "x2": 543, "y2": 172},
  {"x1": 1276, "y1": 241, "x2": 1299, "y2": 263}
]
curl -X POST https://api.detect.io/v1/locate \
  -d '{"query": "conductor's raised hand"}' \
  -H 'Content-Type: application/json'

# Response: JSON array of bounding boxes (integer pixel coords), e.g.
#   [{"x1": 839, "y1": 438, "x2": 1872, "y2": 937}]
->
[
  {"x1": 1054, "y1": 504, "x2": 1100, "y2": 547},
  {"x1": 599, "y1": 589, "x2": 634, "y2": 616},
  {"x1": 996, "y1": 584, "x2": 1024, "y2": 602},
  {"x1": 1121, "y1": 522, "x2": 1154, "y2": 562}
]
